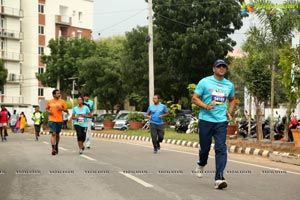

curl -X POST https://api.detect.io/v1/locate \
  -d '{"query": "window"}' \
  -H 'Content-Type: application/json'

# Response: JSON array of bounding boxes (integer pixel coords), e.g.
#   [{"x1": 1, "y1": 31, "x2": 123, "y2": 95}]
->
[
  {"x1": 38, "y1": 4, "x2": 44, "y2": 13},
  {"x1": 38, "y1": 26, "x2": 44, "y2": 34},
  {"x1": 38, "y1": 46, "x2": 44, "y2": 55},
  {"x1": 78, "y1": 12, "x2": 82, "y2": 21},
  {"x1": 38, "y1": 67, "x2": 44, "y2": 74},
  {"x1": 38, "y1": 88, "x2": 44, "y2": 96},
  {"x1": 77, "y1": 31, "x2": 82, "y2": 39}
]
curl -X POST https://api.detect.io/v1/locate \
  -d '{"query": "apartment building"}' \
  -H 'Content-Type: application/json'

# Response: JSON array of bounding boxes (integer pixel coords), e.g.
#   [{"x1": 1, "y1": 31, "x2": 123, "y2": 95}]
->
[{"x1": 0, "y1": 0, "x2": 93, "y2": 118}]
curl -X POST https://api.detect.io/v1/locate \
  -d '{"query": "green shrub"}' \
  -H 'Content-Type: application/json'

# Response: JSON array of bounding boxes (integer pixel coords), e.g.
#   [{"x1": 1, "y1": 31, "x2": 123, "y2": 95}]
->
[
  {"x1": 127, "y1": 112, "x2": 145, "y2": 122},
  {"x1": 42, "y1": 111, "x2": 48, "y2": 125},
  {"x1": 104, "y1": 114, "x2": 114, "y2": 121}
]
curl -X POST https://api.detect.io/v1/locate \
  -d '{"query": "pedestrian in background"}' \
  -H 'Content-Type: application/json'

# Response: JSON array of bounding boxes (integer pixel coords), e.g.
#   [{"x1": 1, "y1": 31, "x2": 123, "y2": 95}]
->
[
  {"x1": 72, "y1": 96, "x2": 92, "y2": 154},
  {"x1": 46, "y1": 89, "x2": 69, "y2": 156},
  {"x1": 62, "y1": 112, "x2": 69, "y2": 130},
  {"x1": 10, "y1": 110, "x2": 18, "y2": 133},
  {"x1": 19, "y1": 112, "x2": 27, "y2": 133},
  {"x1": 0, "y1": 105, "x2": 11, "y2": 142},
  {"x1": 32, "y1": 106, "x2": 44, "y2": 141},
  {"x1": 146, "y1": 95, "x2": 168, "y2": 154},
  {"x1": 83, "y1": 93, "x2": 94, "y2": 149},
  {"x1": 192, "y1": 59, "x2": 235, "y2": 190}
]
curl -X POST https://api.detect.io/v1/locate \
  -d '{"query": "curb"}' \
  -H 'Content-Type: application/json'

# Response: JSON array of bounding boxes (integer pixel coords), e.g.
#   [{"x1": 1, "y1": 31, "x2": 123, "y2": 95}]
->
[
  {"x1": 41, "y1": 131, "x2": 285, "y2": 159},
  {"x1": 269, "y1": 152, "x2": 300, "y2": 165}
]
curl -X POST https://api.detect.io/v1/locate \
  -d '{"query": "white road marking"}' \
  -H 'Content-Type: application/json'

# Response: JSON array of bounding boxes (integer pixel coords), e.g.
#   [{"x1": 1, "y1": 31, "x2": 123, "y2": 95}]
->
[
  {"x1": 43, "y1": 141, "x2": 49, "y2": 145},
  {"x1": 228, "y1": 159, "x2": 300, "y2": 176},
  {"x1": 80, "y1": 155, "x2": 97, "y2": 161},
  {"x1": 107, "y1": 140, "x2": 300, "y2": 176},
  {"x1": 119, "y1": 172, "x2": 154, "y2": 188},
  {"x1": 59, "y1": 147, "x2": 68, "y2": 151}
]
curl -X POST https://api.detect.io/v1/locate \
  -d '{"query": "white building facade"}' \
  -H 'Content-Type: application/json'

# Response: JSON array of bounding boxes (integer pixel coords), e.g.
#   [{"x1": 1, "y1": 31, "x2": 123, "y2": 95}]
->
[{"x1": 0, "y1": 0, "x2": 93, "y2": 122}]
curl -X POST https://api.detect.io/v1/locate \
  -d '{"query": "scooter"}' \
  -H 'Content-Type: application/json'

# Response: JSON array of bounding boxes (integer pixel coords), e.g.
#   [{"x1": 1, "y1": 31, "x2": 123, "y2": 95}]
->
[
  {"x1": 186, "y1": 116, "x2": 198, "y2": 134},
  {"x1": 273, "y1": 113, "x2": 285, "y2": 140}
]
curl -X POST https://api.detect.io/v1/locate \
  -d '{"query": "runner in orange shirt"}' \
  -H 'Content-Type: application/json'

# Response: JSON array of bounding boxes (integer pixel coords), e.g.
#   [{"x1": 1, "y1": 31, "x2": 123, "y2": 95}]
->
[{"x1": 46, "y1": 89, "x2": 69, "y2": 155}]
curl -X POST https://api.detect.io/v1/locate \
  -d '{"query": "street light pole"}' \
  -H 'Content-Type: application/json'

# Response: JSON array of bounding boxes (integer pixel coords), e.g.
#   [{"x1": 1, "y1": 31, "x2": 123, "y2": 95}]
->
[{"x1": 148, "y1": 0, "x2": 154, "y2": 105}]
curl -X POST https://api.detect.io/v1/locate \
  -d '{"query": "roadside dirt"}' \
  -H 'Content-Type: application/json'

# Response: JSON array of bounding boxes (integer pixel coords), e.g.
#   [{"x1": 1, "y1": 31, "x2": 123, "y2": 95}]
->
[{"x1": 227, "y1": 139, "x2": 300, "y2": 154}]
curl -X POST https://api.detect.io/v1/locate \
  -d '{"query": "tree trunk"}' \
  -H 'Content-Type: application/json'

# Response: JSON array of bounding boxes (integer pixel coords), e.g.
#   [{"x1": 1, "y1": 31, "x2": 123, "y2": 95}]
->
[{"x1": 255, "y1": 98, "x2": 263, "y2": 141}]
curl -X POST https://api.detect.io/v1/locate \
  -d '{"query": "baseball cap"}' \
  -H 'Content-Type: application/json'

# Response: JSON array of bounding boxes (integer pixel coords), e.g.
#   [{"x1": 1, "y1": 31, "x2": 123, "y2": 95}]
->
[{"x1": 214, "y1": 59, "x2": 228, "y2": 67}]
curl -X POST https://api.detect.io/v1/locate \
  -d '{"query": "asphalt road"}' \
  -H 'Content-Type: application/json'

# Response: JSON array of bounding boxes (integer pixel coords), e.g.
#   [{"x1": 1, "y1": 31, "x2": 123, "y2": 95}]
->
[{"x1": 0, "y1": 133, "x2": 299, "y2": 200}]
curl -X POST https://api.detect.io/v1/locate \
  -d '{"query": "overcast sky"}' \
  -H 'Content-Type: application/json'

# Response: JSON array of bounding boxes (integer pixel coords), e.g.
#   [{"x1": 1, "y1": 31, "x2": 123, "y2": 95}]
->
[
  {"x1": 92, "y1": 0, "x2": 283, "y2": 48},
  {"x1": 92, "y1": 0, "x2": 148, "y2": 39}
]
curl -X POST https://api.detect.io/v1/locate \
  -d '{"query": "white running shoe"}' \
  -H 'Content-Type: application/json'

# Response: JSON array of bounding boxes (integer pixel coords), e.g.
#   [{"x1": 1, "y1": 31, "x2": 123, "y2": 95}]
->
[
  {"x1": 195, "y1": 165, "x2": 204, "y2": 178},
  {"x1": 214, "y1": 180, "x2": 228, "y2": 189}
]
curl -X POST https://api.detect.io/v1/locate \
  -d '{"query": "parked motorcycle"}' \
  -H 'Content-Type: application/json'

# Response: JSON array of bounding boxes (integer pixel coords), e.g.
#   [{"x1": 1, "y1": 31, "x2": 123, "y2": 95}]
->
[
  {"x1": 174, "y1": 114, "x2": 193, "y2": 133},
  {"x1": 237, "y1": 118, "x2": 256, "y2": 138}
]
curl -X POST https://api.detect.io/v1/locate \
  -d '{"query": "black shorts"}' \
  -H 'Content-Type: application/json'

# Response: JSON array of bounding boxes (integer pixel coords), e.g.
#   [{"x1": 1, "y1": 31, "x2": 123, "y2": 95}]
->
[
  {"x1": 74, "y1": 125, "x2": 87, "y2": 142},
  {"x1": 34, "y1": 125, "x2": 41, "y2": 133}
]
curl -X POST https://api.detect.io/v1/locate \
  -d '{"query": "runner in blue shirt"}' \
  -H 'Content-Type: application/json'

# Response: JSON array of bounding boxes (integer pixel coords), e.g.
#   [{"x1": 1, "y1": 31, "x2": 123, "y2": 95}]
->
[
  {"x1": 192, "y1": 59, "x2": 235, "y2": 190},
  {"x1": 146, "y1": 95, "x2": 168, "y2": 153},
  {"x1": 72, "y1": 96, "x2": 92, "y2": 154}
]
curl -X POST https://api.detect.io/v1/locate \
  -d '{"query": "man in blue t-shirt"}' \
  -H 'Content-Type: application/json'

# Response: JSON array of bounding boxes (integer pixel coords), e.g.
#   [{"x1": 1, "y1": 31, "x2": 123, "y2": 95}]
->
[
  {"x1": 146, "y1": 95, "x2": 168, "y2": 154},
  {"x1": 83, "y1": 93, "x2": 94, "y2": 149},
  {"x1": 192, "y1": 59, "x2": 235, "y2": 190}
]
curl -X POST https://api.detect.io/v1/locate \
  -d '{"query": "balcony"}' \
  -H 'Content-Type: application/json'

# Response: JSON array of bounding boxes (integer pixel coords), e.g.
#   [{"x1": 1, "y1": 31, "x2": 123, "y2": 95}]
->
[
  {"x1": 55, "y1": 15, "x2": 72, "y2": 26},
  {"x1": 6, "y1": 73, "x2": 23, "y2": 83},
  {"x1": 0, "y1": 51, "x2": 23, "y2": 62},
  {"x1": 0, "y1": 95, "x2": 24, "y2": 104},
  {"x1": 0, "y1": 29, "x2": 23, "y2": 40},
  {"x1": 0, "y1": 6, "x2": 23, "y2": 18}
]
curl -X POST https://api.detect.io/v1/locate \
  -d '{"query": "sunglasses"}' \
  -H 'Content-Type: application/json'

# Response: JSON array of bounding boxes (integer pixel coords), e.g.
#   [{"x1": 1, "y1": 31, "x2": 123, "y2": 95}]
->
[{"x1": 215, "y1": 65, "x2": 227, "y2": 69}]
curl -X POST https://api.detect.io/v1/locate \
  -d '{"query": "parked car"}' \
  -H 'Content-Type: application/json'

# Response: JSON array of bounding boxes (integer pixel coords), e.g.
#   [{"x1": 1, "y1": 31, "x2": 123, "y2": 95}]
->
[
  {"x1": 113, "y1": 110, "x2": 146, "y2": 129},
  {"x1": 92, "y1": 113, "x2": 116, "y2": 130}
]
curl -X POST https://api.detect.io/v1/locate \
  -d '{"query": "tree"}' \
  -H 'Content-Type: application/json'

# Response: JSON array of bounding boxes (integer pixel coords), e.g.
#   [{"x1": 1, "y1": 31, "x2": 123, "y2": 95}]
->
[
  {"x1": 38, "y1": 37, "x2": 97, "y2": 96},
  {"x1": 79, "y1": 36, "x2": 127, "y2": 112},
  {"x1": 121, "y1": 26, "x2": 149, "y2": 111},
  {"x1": 243, "y1": 26, "x2": 272, "y2": 141},
  {"x1": 250, "y1": 0, "x2": 300, "y2": 140},
  {"x1": 227, "y1": 57, "x2": 248, "y2": 110},
  {"x1": 279, "y1": 45, "x2": 300, "y2": 140},
  {"x1": 152, "y1": 0, "x2": 244, "y2": 102},
  {"x1": 0, "y1": 59, "x2": 7, "y2": 92}
]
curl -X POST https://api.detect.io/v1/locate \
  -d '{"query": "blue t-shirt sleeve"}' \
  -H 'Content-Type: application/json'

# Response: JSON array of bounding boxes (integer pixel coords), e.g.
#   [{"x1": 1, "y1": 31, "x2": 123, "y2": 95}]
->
[
  {"x1": 85, "y1": 106, "x2": 91, "y2": 114},
  {"x1": 90, "y1": 100, "x2": 94, "y2": 110},
  {"x1": 163, "y1": 105, "x2": 168, "y2": 113},
  {"x1": 72, "y1": 107, "x2": 76, "y2": 115},
  {"x1": 194, "y1": 79, "x2": 205, "y2": 96},
  {"x1": 229, "y1": 84, "x2": 235, "y2": 98}
]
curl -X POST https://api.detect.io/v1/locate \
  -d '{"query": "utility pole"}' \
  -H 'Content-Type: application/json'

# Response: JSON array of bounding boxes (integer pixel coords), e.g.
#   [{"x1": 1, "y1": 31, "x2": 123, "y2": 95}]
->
[
  {"x1": 270, "y1": 42, "x2": 276, "y2": 141},
  {"x1": 68, "y1": 77, "x2": 78, "y2": 110},
  {"x1": 148, "y1": 0, "x2": 154, "y2": 105}
]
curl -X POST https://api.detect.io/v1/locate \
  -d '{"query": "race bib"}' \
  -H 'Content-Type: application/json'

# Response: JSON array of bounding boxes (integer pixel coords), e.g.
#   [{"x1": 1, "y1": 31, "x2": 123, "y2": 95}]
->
[
  {"x1": 78, "y1": 116, "x2": 84, "y2": 124},
  {"x1": 212, "y1": 90, "x2": 227, "y2": 105}
]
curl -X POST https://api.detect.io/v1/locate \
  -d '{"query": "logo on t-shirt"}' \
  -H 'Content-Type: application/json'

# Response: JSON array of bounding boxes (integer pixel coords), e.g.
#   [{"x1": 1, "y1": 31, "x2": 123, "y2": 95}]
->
[{"x1": 211, "y1": 90, "x2": 227, "y2": 105}]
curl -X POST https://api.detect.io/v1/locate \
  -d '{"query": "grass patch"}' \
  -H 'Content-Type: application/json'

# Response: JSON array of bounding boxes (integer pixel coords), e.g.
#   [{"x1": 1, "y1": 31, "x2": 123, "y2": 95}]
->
[{"x1": 103, "y1": 128, "x2": 199, "y2": 143}]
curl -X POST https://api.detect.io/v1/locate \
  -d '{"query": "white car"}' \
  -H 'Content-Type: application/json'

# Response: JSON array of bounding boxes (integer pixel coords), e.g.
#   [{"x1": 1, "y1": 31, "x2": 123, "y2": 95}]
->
[{"x1": 113, "y1": 111, "x2": 131, "y2": 129}]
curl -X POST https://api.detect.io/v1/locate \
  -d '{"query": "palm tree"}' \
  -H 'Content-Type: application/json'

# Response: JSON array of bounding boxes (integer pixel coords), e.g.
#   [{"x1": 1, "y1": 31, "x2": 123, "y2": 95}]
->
[{"x1": 249, "y1": 0, "x2": 300, "y2": 141}]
